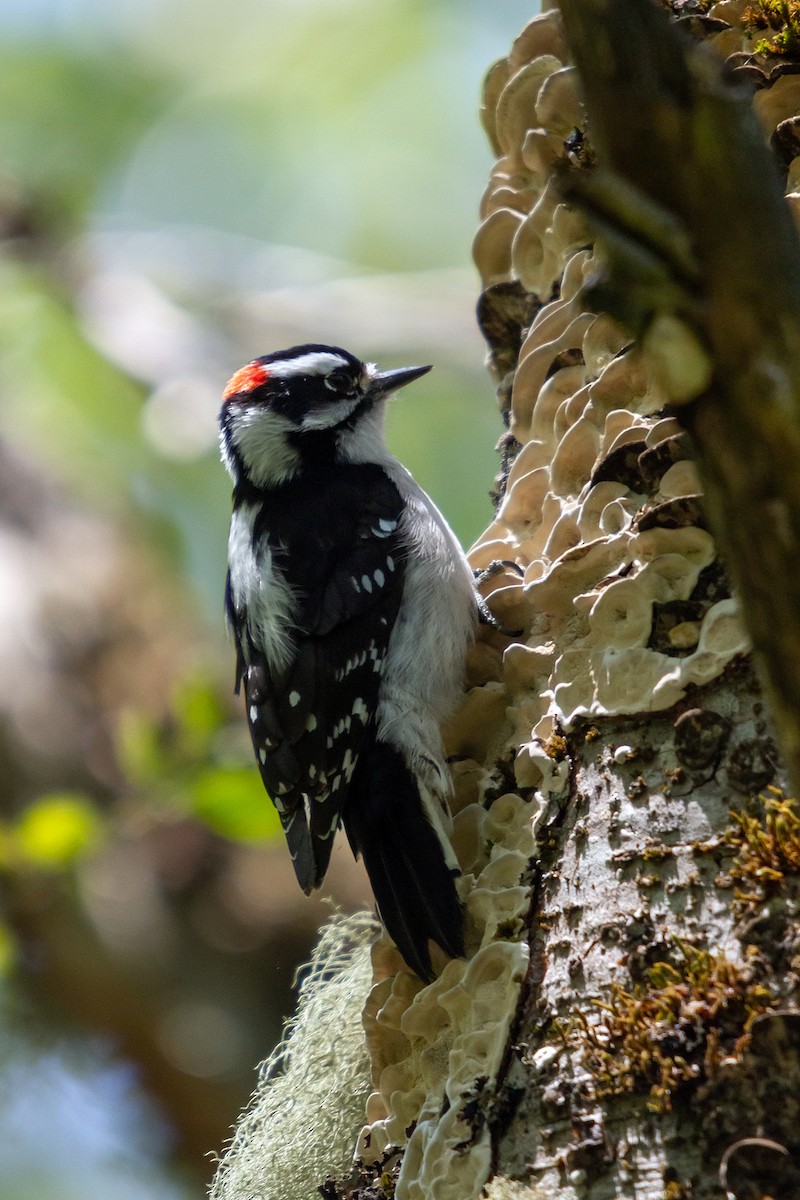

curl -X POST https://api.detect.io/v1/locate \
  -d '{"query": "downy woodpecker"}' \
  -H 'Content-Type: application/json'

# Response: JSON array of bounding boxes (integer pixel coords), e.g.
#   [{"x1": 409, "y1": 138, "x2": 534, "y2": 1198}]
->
[{"x1": 219, "y1": 344, "x2": 478, "y2": 981}]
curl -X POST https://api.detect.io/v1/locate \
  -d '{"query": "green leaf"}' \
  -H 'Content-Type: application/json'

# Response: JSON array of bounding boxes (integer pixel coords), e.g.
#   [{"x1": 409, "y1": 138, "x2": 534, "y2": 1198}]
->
[
  {"x1": 0, "y1": 48, "x2": 169, "y2": 221},
  {"x1": 174, "y1": 676, "x2": 227, "y2": 754},
  {"x1": 15, "y1": 794, "x2": 101, "y2": 869},
  {"x1": 0, "y1": 923, "x2": 15, "y2": 975},
  {"x1": 117, "y1": 708, "x2": 165, "y2": 786},
  {"x1": 192, "y1": 766, "x2": 284, "y2": 843}
]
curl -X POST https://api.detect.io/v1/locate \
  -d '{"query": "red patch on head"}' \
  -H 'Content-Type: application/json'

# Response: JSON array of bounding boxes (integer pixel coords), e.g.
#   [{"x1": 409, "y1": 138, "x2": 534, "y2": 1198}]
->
[{"x1": 223, "y1": 361, "x2": 270, "y2": 401}]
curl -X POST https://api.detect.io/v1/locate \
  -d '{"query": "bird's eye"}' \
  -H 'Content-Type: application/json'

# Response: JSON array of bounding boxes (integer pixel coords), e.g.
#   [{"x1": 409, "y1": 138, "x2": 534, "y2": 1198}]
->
[{"x1": 324, "y1": 369, "x2": 357, "y2": 395}]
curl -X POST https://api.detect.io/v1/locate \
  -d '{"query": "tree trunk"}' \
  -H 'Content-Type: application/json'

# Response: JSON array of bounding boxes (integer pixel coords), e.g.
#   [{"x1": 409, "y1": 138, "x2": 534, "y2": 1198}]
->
[{"x1": 211, "y1": 5, "x2": 800, "y2": 1199}]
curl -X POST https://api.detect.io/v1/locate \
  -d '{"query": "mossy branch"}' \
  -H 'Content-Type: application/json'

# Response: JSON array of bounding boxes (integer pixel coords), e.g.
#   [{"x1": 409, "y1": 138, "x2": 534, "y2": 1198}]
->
[{"x1": 558, "y1": 0, "x2": 800, "y2": 797}]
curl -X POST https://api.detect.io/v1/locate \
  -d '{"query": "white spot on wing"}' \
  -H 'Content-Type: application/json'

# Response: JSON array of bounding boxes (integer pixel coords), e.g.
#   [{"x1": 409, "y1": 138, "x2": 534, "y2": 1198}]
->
[
  {"x1": 305, "y1": 714, "x2": 318, "y2": 731},
  {"x1": 249, "y1": 705, "x2": 258, "y2": 722},
  {"x1": 259, "y1": 747, "x2": 267, "y2": 763},
  {"x1": 374, "y1": 569, "x2": 385, "y2": 588},
  {"x1": 289, "y1": 691, "x2": 301, "y2": 707},
  {"x1": 386, "y1": 555, "x2": 395, "y2": 572},
  {"x1": 361, "y1": 574, "x2": 373, "y2": 593}
]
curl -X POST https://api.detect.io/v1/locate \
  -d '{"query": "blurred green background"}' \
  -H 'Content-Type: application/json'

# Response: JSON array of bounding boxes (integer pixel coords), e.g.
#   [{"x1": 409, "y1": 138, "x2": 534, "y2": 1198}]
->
[{"x1": 0, "y1": 0, "x2": 533, "y2": 1195}]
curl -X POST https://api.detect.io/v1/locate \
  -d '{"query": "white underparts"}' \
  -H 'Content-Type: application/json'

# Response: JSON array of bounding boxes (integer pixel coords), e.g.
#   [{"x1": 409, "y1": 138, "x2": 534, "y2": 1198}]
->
[
  {"x1": 338, "y1": 403, "x2": 479, "y2": 808},
  {"x1": 227, "y1": 502, "x2": 296, "y2": 671}
]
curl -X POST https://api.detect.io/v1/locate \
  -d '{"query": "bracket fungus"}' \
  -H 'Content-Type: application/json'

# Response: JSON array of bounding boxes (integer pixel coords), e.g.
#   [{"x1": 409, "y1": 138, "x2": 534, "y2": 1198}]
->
[
  {"x1": 468, "y1": 5, "x2": 765, "y2": 753},
  {"x1": 357, "y1": 786, "x2": 540, "y2": 1199}
]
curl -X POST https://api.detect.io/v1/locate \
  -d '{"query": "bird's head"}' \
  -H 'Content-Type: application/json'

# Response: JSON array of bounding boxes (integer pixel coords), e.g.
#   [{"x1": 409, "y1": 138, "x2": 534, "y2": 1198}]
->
[{"x1": 219, "y1": 343, "x2": 431, "y2": 487}]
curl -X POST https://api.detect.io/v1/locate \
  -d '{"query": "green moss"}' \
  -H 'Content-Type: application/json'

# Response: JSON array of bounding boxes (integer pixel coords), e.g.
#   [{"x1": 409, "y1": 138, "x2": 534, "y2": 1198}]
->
[
  {"x1": 553, "y1": 941, "x2": 773, "y2": 1112},
  {"x1": 722, "y1": 787, "x2": 800, "y2": 910},
  {"x1": 743, "y1": 0, "x2": 800, "y2": 56},
  {"x1": 543, "y1": 733, "x2": 568, "y2": 761},
  {"x1": 663, "y1": 1179, "x2": 694, "y2": 1200},
  {"x1": 641, "y1": 844, "x2": 677, "y2": 862}
]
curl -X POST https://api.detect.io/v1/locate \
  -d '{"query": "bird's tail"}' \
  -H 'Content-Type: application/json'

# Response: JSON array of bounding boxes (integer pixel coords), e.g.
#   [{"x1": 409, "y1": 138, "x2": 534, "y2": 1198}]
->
[{"x1": 343, "y1": 739, "x2": 465, "y2": 983}]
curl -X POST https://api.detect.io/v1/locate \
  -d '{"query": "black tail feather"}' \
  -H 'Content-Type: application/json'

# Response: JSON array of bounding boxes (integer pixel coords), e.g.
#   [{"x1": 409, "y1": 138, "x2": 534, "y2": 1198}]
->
[
  {"x1": 280, "y1": 805, "x2": 318, "y2": 894},
  {"x1": 344, "y1": 739, "x2": 465, "y2": 983}
]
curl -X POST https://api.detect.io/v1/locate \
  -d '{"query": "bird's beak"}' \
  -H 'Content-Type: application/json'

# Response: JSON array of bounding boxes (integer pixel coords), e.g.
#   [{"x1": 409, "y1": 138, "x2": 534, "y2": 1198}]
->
[{"x1": 368, "y1": 363, "x2": 432, "y2": 397}]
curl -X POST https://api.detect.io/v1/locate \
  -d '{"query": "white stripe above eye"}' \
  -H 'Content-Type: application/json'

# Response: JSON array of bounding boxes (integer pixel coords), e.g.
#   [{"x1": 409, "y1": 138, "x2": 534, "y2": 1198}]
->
[{"x1": 268, "y1": 352, "x2": 351, "y2": 379}]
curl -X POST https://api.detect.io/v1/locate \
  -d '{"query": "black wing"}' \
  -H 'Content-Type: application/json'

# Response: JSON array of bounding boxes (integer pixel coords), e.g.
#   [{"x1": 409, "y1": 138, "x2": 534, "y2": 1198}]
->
[{"x1": 230, "y1": 463, "x2": 406, "y2": 893}]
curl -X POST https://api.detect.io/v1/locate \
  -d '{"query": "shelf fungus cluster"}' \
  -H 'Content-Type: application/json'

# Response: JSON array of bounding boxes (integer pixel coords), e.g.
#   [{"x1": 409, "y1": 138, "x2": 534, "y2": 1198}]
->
[
  {"x1": 356, "y1": 792, "x2": 540, "y2": 1199},
  {"x1": 468, "y1": 2, "x2": 765, "y2": 787}
]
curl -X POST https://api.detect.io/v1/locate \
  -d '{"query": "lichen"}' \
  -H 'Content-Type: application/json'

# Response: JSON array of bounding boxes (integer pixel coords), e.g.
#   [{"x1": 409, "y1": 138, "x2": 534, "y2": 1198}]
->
[{"x1": 209, "y1": 913, "x2": 377, "y2": 1200}]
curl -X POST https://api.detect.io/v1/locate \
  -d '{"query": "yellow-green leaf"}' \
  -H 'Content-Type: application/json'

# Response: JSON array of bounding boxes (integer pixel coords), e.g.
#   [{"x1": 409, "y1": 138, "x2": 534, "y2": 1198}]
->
[
  {"x1": 192, "y1": 767, "x2": 283, "y2": 843},
  {"x1": 174, "y1": 675, "x2": 226, "y2": 753},
  {"x1": 15, "y1": 794, "x2": 101, "y2": 868},
  {"x1": 0, "y1": 923, "x2": 16, "y2": 974},
  {"x1": 117, "y1": 708, "x2": 164, "y2": 785}
]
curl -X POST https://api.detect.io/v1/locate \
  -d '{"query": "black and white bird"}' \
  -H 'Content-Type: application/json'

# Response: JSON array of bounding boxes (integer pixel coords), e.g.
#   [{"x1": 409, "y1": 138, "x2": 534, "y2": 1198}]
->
[{"x1": 219, "y1": 343, "x2": 478, "y2": 981}]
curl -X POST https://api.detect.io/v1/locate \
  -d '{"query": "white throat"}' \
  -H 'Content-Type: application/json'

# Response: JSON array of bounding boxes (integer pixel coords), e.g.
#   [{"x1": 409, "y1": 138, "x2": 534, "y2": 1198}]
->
[{"x1": 335, "y1": 399, "x2": 394, "y2": 467}]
